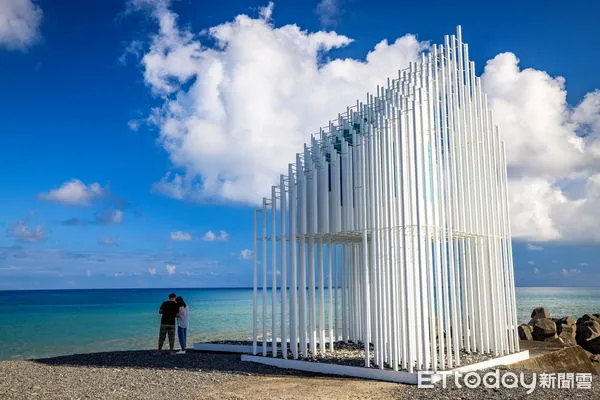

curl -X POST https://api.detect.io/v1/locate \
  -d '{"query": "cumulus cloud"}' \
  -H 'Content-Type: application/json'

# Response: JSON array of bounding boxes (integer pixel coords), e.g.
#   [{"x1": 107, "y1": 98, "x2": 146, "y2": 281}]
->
[
  {"x1": 131, "y1": 1, "x2": 600, "y2": 243},
  {"x1": 131, "y1": 1, "x2": 425, "y2": 204},
  {"x1": 240, "y1": 249, "x2": 253, "y2": 260},
  {"x1": 6, "y1": 221, "x2": 46, "y2": 243},
  {"x1": 579, "y1": 262, "x2": 589, "y2": 267},
  {"x1": 0, "y1": 0, "x2": 43, "y2": 51},
  {"x1": 482, "y1": 54, "x2": 600, "y2": 243},
  {"x1": 165, "y1": 263, "x2": 176, "y2": 275},
  {"x1": 170, "y1": 230, "x2": 191, "y2": 241},
  {"x1": 39, "y1": 179, "x2": 105, "y2": 206},
  {"x1": 202, "y1": 230, "x2": 229, "y2": 242},
  {"x1": 527, "y1": 261, "x2": 535, "y2": 265},
  {"x1": 97, "y1": 236, "x2": 118, "y2": 246},
  {"x1": 526, "y1": 244, "x2": 544, "y2": 251},
  {"x1": 148, "y1": 267, "x2": 157, "y2": 276},
  {"x1": 532, "y1": 268, "x2": 540, "y2": 275}
]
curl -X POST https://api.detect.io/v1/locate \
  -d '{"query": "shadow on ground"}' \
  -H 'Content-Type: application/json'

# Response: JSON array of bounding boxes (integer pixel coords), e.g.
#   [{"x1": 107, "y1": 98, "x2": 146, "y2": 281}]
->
[{"x1": 32, "y1": 350, "x2": 319, "y2": 377}]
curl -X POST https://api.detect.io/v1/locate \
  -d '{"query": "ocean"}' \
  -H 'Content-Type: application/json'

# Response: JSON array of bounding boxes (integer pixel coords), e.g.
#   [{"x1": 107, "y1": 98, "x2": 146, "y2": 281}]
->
[{"x1": 0, "y1": 287, "x2": 598, "y2": 361}]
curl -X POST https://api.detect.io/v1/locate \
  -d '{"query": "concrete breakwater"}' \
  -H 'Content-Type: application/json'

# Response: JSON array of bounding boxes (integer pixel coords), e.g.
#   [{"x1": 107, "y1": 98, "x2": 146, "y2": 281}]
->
[{"x1": 518, "y1": 307, "x2": 600, "y2": 363}]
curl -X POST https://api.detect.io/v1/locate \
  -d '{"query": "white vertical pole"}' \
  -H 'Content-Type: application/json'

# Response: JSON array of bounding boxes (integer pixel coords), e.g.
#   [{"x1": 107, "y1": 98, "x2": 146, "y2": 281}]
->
[
  {"x1": 298, "y1": 154, "x2": 308, "y2": 358},
  {"x1": 280, "y1": 175, "x2": 288, "y2": 359},
  {"x1": 360, "y1": 133, "x2": 371, "y2": 368},
  {"x1": 318, "y1": 239, "x2": 325, "y2": 352},
  {"x1": 328, "y1": 240, "x2": 334, "y2": 351},
  {"x1": 289, "y1": 164, "x2": 298, "y2": 359},
  {"x1": 253, "y1": 210, "x2": 258, "y2": 355},
  {"x1": 271, "y1": 186, "x2": 278, "y2": 357},
  {"x1": 262, "y1": 200, "x2": 268, "y2": 356}
]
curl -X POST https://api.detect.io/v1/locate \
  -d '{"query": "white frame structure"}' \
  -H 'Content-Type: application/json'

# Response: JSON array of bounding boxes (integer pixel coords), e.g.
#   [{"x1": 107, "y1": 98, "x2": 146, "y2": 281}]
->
[{"x1": 252, "y1": 26, "x2": 519, "y2": 373}]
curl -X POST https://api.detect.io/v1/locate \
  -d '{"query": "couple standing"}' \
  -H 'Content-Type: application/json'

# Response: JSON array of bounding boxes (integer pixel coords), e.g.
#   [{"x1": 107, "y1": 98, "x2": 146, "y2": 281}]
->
[{"x1": 157, "y1": 293, "x2": 189, "y2": 355}]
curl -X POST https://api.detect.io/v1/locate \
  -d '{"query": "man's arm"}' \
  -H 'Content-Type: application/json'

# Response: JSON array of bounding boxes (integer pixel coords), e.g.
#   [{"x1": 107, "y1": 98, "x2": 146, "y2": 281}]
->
[{"x1": 158, "y1": 302, "x2": 164, "y2": 314}]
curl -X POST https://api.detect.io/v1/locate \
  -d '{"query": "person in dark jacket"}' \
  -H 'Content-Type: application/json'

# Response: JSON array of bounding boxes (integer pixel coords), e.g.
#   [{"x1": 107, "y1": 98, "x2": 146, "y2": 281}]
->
[{"x1": 156, "y1": 292, "x2": 179, "y2": 354}]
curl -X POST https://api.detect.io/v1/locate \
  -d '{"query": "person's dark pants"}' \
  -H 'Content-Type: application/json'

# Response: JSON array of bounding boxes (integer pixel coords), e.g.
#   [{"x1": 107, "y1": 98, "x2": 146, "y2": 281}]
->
[
  {"x1": 158, "y1": 324, "x2": 175, "y2": 350},
  {"x1": 178, "y1": 326, "x2": 187, "y2": 350}
]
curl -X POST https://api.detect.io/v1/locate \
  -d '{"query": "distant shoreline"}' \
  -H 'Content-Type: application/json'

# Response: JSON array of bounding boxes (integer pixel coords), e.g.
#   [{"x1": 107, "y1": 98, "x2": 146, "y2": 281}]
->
[{"x1": 2, "y1": 285, "x2": 600, "y2": 292}]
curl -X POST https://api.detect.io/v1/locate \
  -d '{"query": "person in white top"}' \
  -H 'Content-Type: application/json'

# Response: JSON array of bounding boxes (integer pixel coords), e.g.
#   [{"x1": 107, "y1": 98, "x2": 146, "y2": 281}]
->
[{"x1": 175, "y1": 296, "x2": 189, "y2": 354}]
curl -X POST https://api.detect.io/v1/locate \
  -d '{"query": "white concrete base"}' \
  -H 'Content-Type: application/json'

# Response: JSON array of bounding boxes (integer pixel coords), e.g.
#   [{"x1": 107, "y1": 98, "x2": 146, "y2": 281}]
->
[
  {"x1": 193, "y1": 343, "x2": 279, "y2": 353},
  {"x1": 450, "y1": 350, "x2": 530, "y2": 374},
  {"x1": 240, "y1": 350, "x2": 530, "y2": 385},
  {"x1": 241, "y1": 354, "x2": 420, "y2": 384}
]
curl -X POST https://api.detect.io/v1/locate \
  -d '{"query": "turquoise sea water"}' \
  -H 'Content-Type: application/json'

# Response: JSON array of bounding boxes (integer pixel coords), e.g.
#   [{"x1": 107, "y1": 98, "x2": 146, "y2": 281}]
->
[{"x1": 0, "y1": 287, "x2": 598, "y2": 361}]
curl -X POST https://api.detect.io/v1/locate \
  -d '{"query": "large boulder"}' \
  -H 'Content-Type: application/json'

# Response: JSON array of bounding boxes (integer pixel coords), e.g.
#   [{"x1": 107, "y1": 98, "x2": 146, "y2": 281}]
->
[
  {"x1": 576, "y1": 320, "x2": 600, "y2": 341},
  {"x1": 518, "y1": 324, "x2": 533, "y2": 341},
  {"x1": 531, "y1": 307, "x2": 551, "y2": 321},
  {"x1": 558, "y1": 330, "x2": 577, "y2": 346},
  {"x1": 584, "y1": 337, "x2": 600, "y2": 354},
  {"x1": 577, "y1": 314, "x2": 600, "y2": 326},
  {"x1": 556, "y1": 316, "x2": 576, "y2": 337},
  {"x1": 576, "y1": 320, "x2": 600, "y2": 353},
  {"x1": 531, "y1": 318, "x2": 557, "y2": 341}
]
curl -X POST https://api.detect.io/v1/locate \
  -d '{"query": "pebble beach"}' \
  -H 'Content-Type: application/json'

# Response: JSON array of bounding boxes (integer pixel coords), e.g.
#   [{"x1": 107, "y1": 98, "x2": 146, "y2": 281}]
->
[{"x1": 1, "y1": 349, "x2": 598, "y2": 400}]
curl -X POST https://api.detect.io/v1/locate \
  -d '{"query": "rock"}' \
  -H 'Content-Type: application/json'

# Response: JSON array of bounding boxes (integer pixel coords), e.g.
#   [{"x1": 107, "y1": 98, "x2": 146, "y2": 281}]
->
[
  {"x1": 576, "y1": 314, "x2": 600, "y2": 326},
  {"x1": 585, "y1": 337, "x2": 600, "y2": 354},
  {"x1": 576, "y1": 320, "x2": 600, "y2": 342},
  {"x1": 545, "y1": 336, "x2": 566, "y2": 347},
  {"x1": 531, "y1": 318, "x2": 557, "y2": 341},
  {"x1": 530, "y1": 307, "x2": 551, "y2": 321},
  {"x1": 558, "y1": 330, "x2": 577, "y2": 346},
  {"x1": 556, "y1": 316, "x2": 576, "y2": 337},
  {"x1": 576, "y1": 320, "x2": 600, "y2": 353},
  {"x1": 518, "y1": 324, "x2": 533, "y2": 341}
]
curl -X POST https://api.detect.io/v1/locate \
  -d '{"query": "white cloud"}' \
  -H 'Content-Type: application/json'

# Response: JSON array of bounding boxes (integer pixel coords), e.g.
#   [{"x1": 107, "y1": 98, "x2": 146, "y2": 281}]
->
[
  {"x1": 482, "y1": 55, "x2": 600, "y2": 243},
  {"x1": 148, "y1": 267, "x2": 157, "y2": 276},
  {"x1": 315, "y1": 0, "x2": 342, "y2": 27},
  {"x1": 7, "y1": 221, "x2": 45, "y2": 243},
  {"x1": 202, "y1": 230, "x2": 229, "y2": 242},
  {"x1": 526, "y1": 244, "x2": 544, "y2": 251},
  {"x1": 0, "y1": 0, "x2": 42, "y2": 51},
  {"x1": 95, "y1": 209, "x2": 123, "y2": 225},
  {"x1": 165, "y1": 263, "x2": 176, "y2": 275},
  {"x1": 240, "y1": 249, "x2": 253, "y2": 260},
  {"x1": 97, "y1": 236, "x2": 118, "y2": 246},
  {"x1": 39, "y1": 179, "x2": 105, "y2": 206},
  {"x1": 170, "y1": 230, "x2": 192, "y2": 241},
  {"x1": 86, "y1": 270, "x2": 92, "y2": 278},
  {"x1": 527, "y1": 261, "x2": 535, "y2": 265},
  {"x1": 133, "y1": 1, "x2": 424, "y2": 205},
  {"x1": 532, "y1": 268, "x2": 540, "y2": 275},
  {"x1": 113, "y1": 272, "x2": 126, "y2": 277},
  {"x1": 132, "y1": 2, "x2": 600, "y2": 243},
  {"x1": 579, "y1": 262, "x2": 589, "y2": 267},
  {"x1": 119, "y1": 39, "x2": 143, "y2": 65},
  {"x1": 561, "y1": 268, "x2": 581, "y2": 277}
]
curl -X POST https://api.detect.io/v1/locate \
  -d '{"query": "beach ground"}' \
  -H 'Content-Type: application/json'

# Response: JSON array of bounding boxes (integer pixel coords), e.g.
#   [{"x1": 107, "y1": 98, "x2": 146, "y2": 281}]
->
[{"x1": 0, "y1": 350, "x2": 598, "y2": 399}]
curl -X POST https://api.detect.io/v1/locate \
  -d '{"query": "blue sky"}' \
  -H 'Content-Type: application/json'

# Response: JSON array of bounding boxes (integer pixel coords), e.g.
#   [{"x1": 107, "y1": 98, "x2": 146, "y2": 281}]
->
[{"x1": 1, "y1": 0, "x2": 600, "y2": 289}]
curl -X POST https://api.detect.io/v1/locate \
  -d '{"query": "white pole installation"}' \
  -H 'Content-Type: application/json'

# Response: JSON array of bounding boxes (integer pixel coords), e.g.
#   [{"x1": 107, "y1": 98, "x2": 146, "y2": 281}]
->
[{"x1": 252, "y1": 27, "x2": 519, "y2": 371}]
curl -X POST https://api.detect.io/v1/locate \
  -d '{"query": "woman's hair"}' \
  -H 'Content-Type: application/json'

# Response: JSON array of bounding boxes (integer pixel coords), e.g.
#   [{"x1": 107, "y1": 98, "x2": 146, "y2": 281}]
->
[{"x1": 176, "y1": 296, "x2": 187, "y2": 308}]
